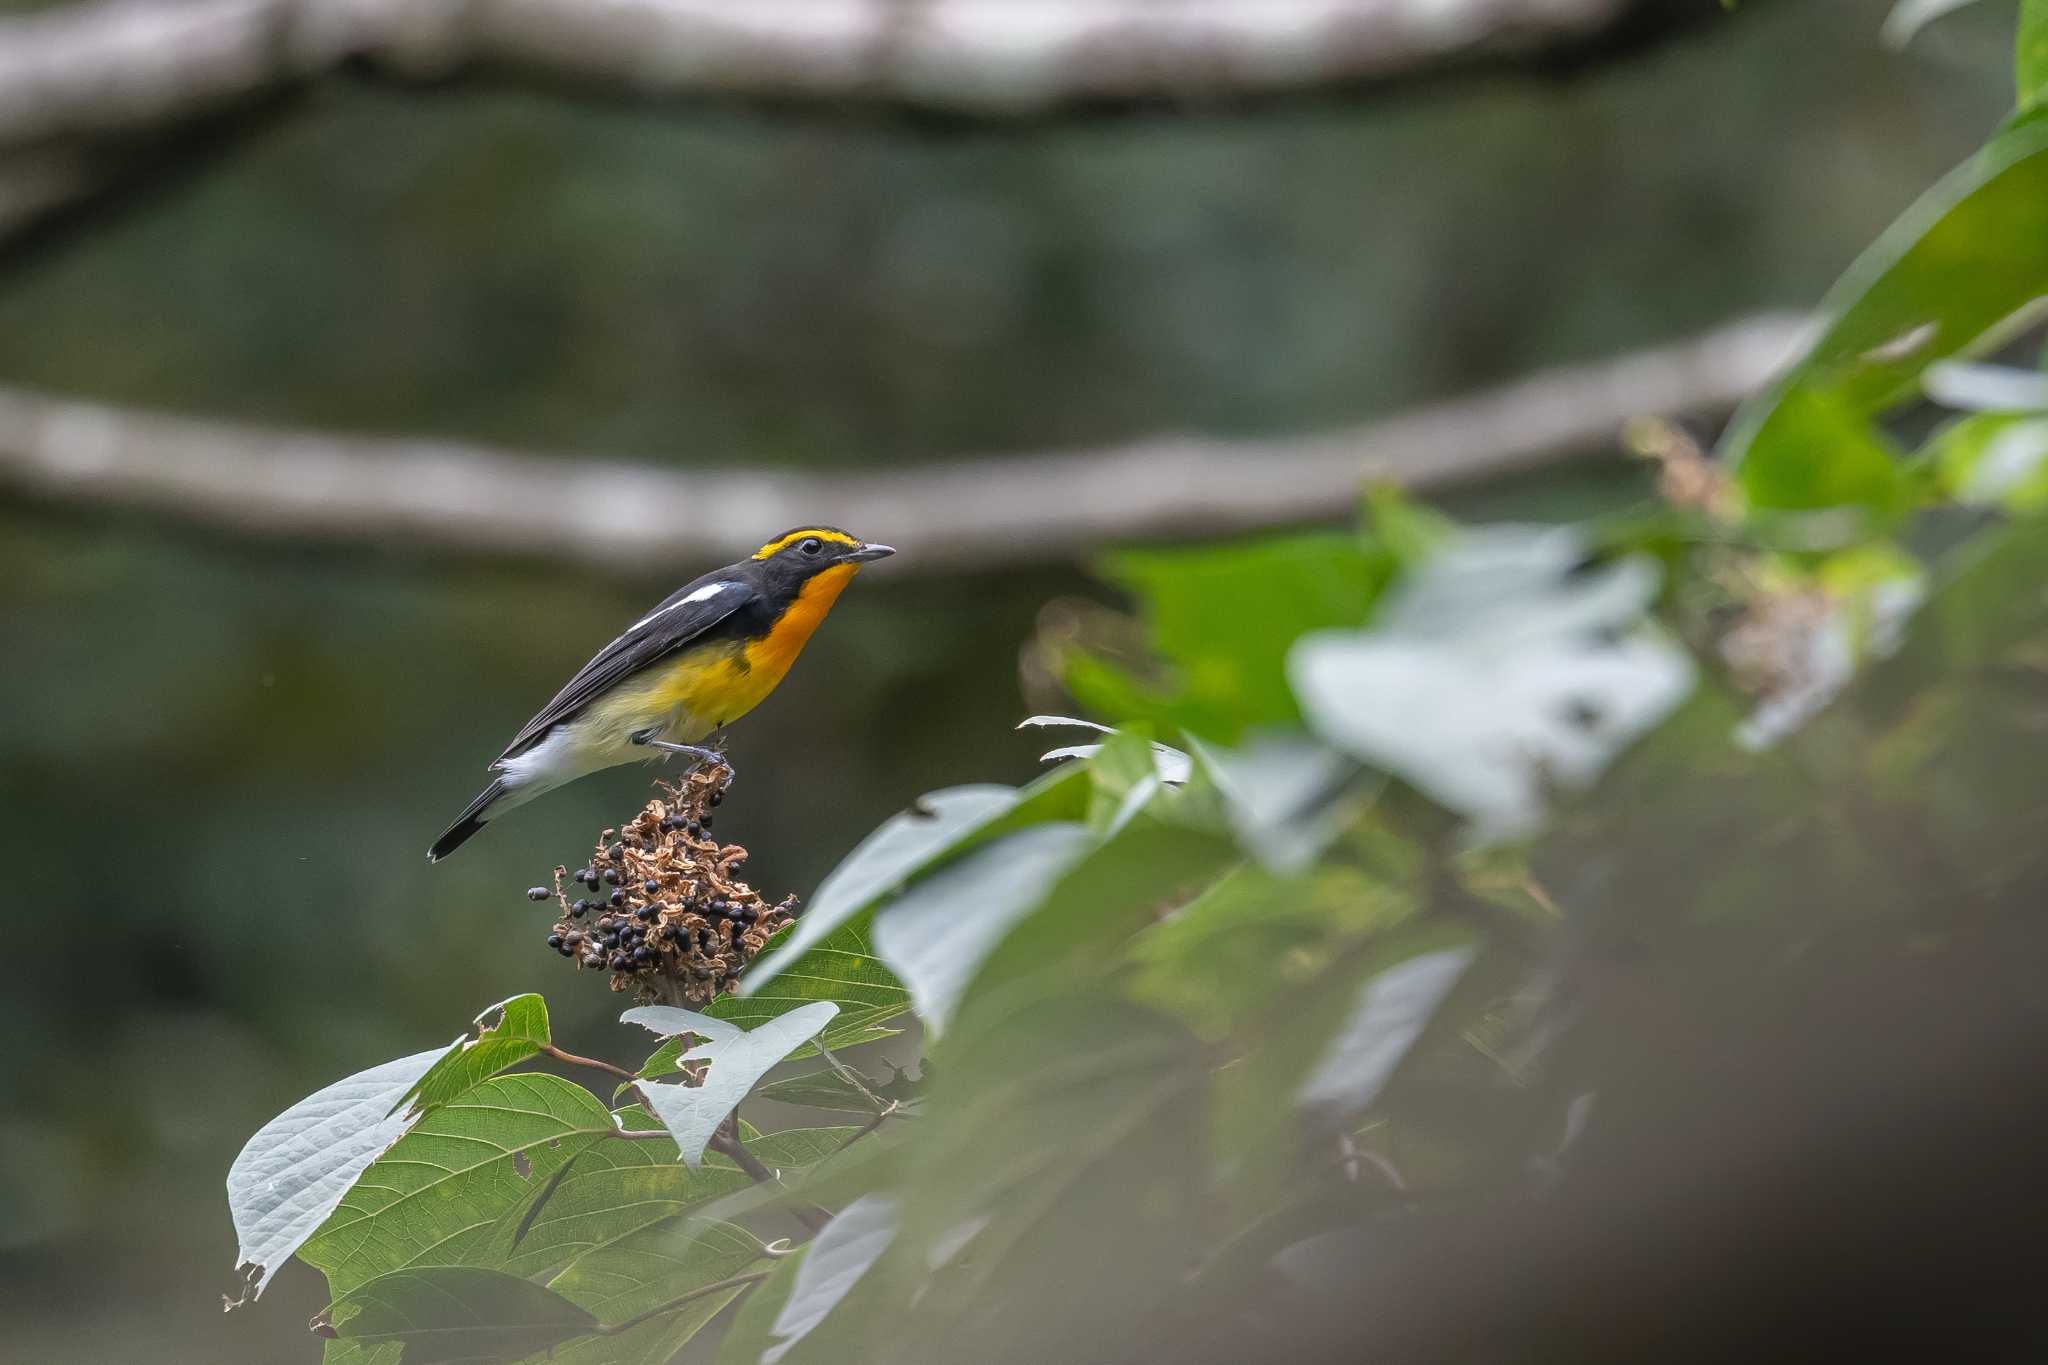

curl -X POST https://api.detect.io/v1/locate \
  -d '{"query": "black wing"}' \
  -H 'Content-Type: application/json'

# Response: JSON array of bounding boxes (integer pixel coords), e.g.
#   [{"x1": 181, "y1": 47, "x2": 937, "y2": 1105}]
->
[{"x1": 492, "y1": 575, "x2": 753, "y2": 765}]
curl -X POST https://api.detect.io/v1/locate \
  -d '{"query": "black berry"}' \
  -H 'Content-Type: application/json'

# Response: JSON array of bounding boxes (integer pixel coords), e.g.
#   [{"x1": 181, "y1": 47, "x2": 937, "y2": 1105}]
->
[
  {"x1": 708, "y1": 791, "x2": 723, "y2": 807},
  {"x1": 643, "y1": 880, "x2": 660, "y2": 896},
  {"x1": 527, "y1": 887, "x2": 551, "y2": 901},
  {"x1": 608, "y1": 890, "x2": 625, "y2": 908}
]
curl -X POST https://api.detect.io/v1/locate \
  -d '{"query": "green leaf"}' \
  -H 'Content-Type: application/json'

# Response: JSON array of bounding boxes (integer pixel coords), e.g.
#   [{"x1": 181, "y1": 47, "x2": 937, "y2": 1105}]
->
[
  {"x1": 394, "y1": 995, "x2": 552, "y2": 1118},
  {"x1": 710, "y1": 920, "x2": 911, "y2": 1055},
  {"x1": 325, "y1": 1266, "x2": 595, "y2": 1365},
  {"x1": 300, "y1": 1074, "x2": 618, "y2": 1298},
  {"x1": 1732, "y1": 387, "x2": 1908, "y2": 521},
  {"x1": 758, "y1": 1195, "x2": 897, "y2": 1365},
  {"x1": 754, "y1": 1064, "x2": 915, "y2": 1117},
  {"x1": 227, "y1": 1043, "x2": 456, "y2": 1302},
  {"x1": 895, "y1": 990, "x2": 1210, "y2": 1365},
  {"x1": 1063, "y1": 529, "x2": 1393, "y2": 742},
  {"x1": 1128, "y1": 861, "x2": 1423, "y2": 1035},
  {"x1": 1291, "y1": 526, "x2": 1694, "y2": 840},
  {"x1": 634, "y1": 1035, "x2": 695, "y2": 1086},
  {"x1": 947, "y1": 819, "x2": 1236, "y2": 1031},
  {"x1": 1923, "y1": 411, "x2": 2048, "y2": 510},
  {"x1": 1185, "y1": 734, "x2": 1367, "y2": 876},
  {"x1": 870, "y1": 823, "x2": 1095, "y2": 1040},
  {"x1": 744, "y1": 765, "x2": 1087, "y2": 993},
  {"x1": 1727, "y1": 118, "x2": 2048, "y2": 504},
  {"x1": 2020, "y1": 0, "x2": 2048, "y2": 111},
  {"x1": 548, "y1": 1217, "x2": 767, "y2": 1323},
  {"x1": 1293, "y1": 944, "x2": 1477, "y2": 1119},
  {"x1": 512, "y1": 1289, "x2": 744, "y2": 1365},
  {"x1": 632, "y1": 1003, "x2": 840, "y2": 1167},
  {"x1": 474, "y1": 1110, "x2": 761, "y2": 1280},
  {"x1": 715, "y1": 1243, "x2": 805, "y2": 1365}
]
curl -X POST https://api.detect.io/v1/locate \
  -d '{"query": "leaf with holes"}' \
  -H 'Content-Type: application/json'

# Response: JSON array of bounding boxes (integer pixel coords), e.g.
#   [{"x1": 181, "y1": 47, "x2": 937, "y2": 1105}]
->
[
  {"x1": 393, "y1": 994, "x2": 552, "y2": 1118},
  {"x1": 633, "y1": 1003, "x2": 839, "y2": 1167},
  {"x1": 226, "y1": 1043, "x2": 456, "y2": 1303},
  {"x1": 299, "y1": 1073, "x2": 618, "y2": 1298}
]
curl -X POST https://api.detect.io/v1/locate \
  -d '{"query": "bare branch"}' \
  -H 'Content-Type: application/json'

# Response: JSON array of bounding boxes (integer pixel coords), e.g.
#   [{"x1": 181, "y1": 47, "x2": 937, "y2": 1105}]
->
[
  {"x1": 0, "y1": 313, "x2": 1808, "y2": 574},
  {"x1": 0, "y1": 0, "x2": 1684, "y2": 150}
]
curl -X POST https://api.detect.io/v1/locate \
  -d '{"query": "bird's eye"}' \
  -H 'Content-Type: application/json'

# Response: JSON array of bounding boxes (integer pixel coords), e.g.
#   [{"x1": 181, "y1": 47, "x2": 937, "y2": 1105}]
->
[{"x1": 799, "y1": 537, "x2": 823, "y2": 556}]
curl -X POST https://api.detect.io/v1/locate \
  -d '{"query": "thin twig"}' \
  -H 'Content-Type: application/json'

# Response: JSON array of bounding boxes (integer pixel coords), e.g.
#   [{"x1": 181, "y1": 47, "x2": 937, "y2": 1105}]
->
[
  {"x1": 541, "y1": 1043, "x2": 636, "y2": 1082},
  {"x1": 810, "y1": 1036, "x2": 887, "y2": 1113},
  {"x1": 827, "y1": 1101, "x2": 901, "y2": 1160}
]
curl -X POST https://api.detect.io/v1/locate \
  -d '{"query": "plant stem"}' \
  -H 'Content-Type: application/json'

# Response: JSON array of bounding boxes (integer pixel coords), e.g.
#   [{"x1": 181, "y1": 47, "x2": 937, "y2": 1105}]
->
[
  {"x1": 542, "y1": 1043, "x2": 637, "y2": 1081},
  {"x1": 827, "y1": 1100, "x2": 899, "y2": 1159},
  {"x1": 711, "y1": 1118, "x2": 833, "y2": 1235}
]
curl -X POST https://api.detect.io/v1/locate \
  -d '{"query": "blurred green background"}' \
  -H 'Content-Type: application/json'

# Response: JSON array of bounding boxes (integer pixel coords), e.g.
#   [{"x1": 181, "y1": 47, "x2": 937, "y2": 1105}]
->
[{"x1": 0, "y1": 0, "x2": 2022, "y2": 1359}]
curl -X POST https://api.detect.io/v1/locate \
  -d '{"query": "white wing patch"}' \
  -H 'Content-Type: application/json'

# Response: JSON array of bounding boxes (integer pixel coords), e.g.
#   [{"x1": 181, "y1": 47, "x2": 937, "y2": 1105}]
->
[{"x1": 632, "y1": 580, "x2": 735, "y2": 632}]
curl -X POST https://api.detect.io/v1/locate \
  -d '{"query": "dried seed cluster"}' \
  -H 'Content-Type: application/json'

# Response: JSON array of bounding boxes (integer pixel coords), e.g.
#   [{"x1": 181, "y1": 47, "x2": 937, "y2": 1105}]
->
[{"x1": 535, "y1": 766, "x2": 798, "y2": 1003}]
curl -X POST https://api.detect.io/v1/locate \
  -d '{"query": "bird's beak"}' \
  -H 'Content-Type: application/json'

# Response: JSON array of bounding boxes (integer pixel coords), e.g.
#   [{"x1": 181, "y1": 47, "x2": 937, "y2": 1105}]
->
[{"x1": 847, "y1": 542, "x2": 896, "y2": 564}]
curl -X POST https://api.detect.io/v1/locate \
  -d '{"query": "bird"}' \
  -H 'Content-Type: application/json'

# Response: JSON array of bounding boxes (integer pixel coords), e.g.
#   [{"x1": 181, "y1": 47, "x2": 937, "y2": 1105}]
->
[{"x1": 428, "y1": 526, "x2": 894, "y2": 862}]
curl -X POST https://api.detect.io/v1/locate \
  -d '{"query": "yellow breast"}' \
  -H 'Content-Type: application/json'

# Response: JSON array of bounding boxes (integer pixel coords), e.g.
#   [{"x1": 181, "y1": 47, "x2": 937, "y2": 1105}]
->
[{"x1": 588, "y1": 563, "x2": 860, "y2": 741}]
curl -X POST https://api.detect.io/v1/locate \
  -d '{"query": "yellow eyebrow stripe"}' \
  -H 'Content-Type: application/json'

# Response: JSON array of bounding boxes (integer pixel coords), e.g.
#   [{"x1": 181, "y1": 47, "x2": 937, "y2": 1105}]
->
[{"x1": 751, "y1": 528, "x2": 859, "y2": 559}]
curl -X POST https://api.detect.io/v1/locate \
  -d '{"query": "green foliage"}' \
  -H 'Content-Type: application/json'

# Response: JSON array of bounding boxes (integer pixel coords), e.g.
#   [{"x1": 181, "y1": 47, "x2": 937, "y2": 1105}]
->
[
  {"x1": 300, "y1": 1073, "x2": 620, "y2": 1297},
  {"x1": 632, "y1": 1005, "x2": 839, "y2": 1167},
  {"x1": 396, "y1": 995, "x2": 552, "y2": 1117},
  {"x1": 227, "y1": 1045, "x2": 456, "y2": 1303},
  {"x1": 1726, "y1": 116, "x2": 2048, "y2": 513},
  {"x1": 227, "y1": 16, "x2": 2048, "y2": 1362},
  {"x1": 324, "y1": 1268, "x2": 595, "y2": 1364},
  {"x1": 1063, "y1": 530, "x2": 1394, "y2": 741},
  {"x1": 704, "y1": 921, "x2": 910, "y2": 1055},
  {"x1": 2021, "y1": 0, "x2": 2048, "y2": 110}
]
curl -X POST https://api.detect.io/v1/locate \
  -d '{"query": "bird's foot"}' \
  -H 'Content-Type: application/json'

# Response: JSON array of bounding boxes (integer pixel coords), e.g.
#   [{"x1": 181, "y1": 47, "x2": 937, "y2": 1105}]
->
[{"x1": 631, "y1": 731, "x2": 735, "y2": 783}]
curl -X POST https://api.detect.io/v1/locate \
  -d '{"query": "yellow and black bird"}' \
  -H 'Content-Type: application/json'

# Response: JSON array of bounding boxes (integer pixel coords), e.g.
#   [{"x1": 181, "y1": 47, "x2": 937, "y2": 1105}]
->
[{"x1": 428, "y1": 526, "x2": 894, "y2": 862}]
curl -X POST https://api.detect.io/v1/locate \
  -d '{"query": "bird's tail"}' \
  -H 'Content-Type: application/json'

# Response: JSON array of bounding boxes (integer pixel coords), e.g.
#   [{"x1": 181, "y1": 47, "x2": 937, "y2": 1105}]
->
[{"x1": 428, "y1": 779, "x2": 507, "y2": 862}]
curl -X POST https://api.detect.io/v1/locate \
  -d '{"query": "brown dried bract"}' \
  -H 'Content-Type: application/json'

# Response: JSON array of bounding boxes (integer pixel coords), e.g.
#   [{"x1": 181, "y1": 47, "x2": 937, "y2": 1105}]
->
[{"x1": 537, "y1": 765, "x2": 800, "y2": 1005}]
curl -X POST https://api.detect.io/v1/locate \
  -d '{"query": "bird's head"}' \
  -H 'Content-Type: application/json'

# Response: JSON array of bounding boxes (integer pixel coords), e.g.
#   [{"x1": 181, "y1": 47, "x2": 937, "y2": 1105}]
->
[{"x1": 748, "y1": 527, "x2": 894, "y2": 595}]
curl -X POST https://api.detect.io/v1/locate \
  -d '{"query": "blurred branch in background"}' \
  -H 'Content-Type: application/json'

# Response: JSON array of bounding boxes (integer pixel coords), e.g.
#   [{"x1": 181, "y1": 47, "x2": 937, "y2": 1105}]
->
[
  {"x1": 0, "y1": 313, "x2": 1806, "y2": 574},
  {"x1": 0, "y1": 0, "x2": 1731, "y2": 250},
  {"x1": 0, "y1": 0, "x2": 1706, "y2": 145}
]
